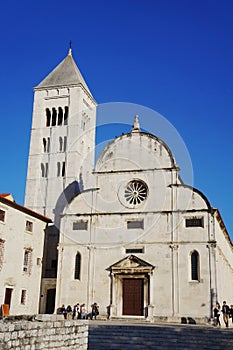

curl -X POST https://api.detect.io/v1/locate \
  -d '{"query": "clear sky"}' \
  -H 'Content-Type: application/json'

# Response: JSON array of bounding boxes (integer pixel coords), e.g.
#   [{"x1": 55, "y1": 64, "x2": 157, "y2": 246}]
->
[{"x1": 0, "y1": 0, "x2": 233, "y2": 238}]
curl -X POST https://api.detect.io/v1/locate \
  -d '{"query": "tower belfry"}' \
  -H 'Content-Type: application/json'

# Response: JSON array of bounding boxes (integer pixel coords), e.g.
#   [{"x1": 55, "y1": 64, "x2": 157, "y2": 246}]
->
[{"x1": 24, "y1": 50, "x2": 97, "y2": 219}]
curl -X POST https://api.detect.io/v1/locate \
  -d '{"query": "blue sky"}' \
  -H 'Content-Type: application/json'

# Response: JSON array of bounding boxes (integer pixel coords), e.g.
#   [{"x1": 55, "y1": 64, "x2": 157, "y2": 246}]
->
[{"x1": 0, "y1": 0, "x2": 233, "y2": 238}]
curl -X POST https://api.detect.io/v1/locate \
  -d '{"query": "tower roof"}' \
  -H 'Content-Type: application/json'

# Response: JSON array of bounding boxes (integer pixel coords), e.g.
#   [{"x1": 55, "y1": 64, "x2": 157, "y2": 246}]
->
[{"x1": 35, "y1": 50, "x2": 92, "y2": 95}]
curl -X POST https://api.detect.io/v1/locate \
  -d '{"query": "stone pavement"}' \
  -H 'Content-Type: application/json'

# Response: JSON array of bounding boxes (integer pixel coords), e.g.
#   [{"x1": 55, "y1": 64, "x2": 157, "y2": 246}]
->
[{"x1": 87, "y1": 319, "x2": 233, "y2": 350}]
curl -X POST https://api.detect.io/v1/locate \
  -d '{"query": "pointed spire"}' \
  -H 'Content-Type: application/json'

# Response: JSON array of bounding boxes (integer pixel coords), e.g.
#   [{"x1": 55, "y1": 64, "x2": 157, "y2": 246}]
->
[
  {"x1": 35, "y1": 47, "x2": 93, "y2": 97},
  {"x1": 132, "y1": 115, "x2": 140, "y2": 132}
]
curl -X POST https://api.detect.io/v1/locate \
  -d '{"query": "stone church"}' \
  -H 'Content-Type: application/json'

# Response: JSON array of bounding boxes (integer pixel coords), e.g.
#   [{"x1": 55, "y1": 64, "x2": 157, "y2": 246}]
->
[{"x1": 24, "y1": 49, "x2": 233, "y2": 323}]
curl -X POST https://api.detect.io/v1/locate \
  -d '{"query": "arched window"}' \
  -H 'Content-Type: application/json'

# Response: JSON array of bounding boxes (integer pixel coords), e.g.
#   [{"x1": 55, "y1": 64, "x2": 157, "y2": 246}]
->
[
  {"x1": 46, "y1": 108, "x2": 51, "y2": 127},
  {"x1": 62, "y1": 162, "x2": 66, "y2": 177},
  {"x1": 74, "y1": 252, "x2": 81, "y2": 279},
  {"x1": 64, "y1": 106, "x2": 69, "y2": 125},
  {"x1": 47, "y1": 138, "x2": 50, "y2": 152},
  {"x1": 43, "y1": 138, "x2": 47, "y2": 153},
  {"x1": 58, "y1": 107, "x2": 63, "y2": 125},
  {"x1": 45, "y1": 163, "x2": 48, "y2": 178},
  {"x1": 41, "y1": 163, "x2": 45, "y2": 177},
  {"x1": 57, "y1": 162, "x2": 61, "y2": 177},
  {"x1": 191, "y1": 250, "x2": 199, "y2": 281},
  {"x1": 52, "y1": 108, "x2": 57, "y2": 126},
  {"x1": 63, "y1": 136, "x2": 67, "y2": 152},
  {"x1": 59, "y1": 137, "x2": 63, "y2": 152},
  {"x1": 43, "y1": 137, "x2": 50, "y2": 152}
]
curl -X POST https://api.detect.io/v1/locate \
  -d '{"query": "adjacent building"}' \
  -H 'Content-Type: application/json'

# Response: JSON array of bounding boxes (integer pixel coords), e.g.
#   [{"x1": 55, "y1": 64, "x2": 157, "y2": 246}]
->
[{"x1": 0, "y1": 194, "x2": 51, "y2": 315}]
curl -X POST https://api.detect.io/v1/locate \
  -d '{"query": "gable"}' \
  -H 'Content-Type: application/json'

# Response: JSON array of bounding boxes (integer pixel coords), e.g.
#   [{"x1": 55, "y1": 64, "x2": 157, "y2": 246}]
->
[{"x1": 107, "y1": 254, "x2": 155, "y2": 274}]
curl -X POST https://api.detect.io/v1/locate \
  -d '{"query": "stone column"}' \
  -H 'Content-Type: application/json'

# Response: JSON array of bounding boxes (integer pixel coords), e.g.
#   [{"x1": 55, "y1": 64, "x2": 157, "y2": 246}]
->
[{"x1": 169, "y1": 243, "x2": 179, "y2": 317}]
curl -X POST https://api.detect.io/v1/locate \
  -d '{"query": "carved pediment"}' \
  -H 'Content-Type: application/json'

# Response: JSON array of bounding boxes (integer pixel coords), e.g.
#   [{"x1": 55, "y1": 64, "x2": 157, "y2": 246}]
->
[{"x1": 107, "y1": 255, "x2": 154, "y2": 273}]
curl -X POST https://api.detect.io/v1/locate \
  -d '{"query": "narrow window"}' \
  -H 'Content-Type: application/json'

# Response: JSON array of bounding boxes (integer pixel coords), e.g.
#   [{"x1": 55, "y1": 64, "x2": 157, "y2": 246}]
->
[
  {"x1": 23, "y1": 249, "x2": 32, "y2": 274},
  {"x1": 45, "y1": 163, "x2": 48, "y2": 177},
  {"x1": 21, "y1": 290, "x2": 27, "y2": 305},
  {"x1": 46, "y1": 108, "x2": 51, "y2": 127},
  {"x1": 41, "y1": 163, "x2": 45, "y2": 177},
  {"x1": 62, "y1": 162, "x2": 66, "y2": 177},
  {"x1": 43, "y1": 138, "x2": 47, "y2": 153},
  {"x1": 47, "y1": 137, "x2": 50, "y2": 152},
  {"x1": 191, "y1": 250, "x2": 199, "y2": 281},
  {"x1": 0, "y1": 209, "x2": 5, "y2": 222},
  {"x1": 26, "y1": 220, "x2": 33, "y2": 232},
  {"x1": 58, "y1": 107, "x2": 63, "y2": 125},
  {"x1": 57, "y1": 162, "x2": 61, "y2": 177},
  {"x1": 63, "y1": 136, "x2": 67, "y2": 152},
  {"x1": 127, "y1": 220, "x2": 144, "y2": 229},
  {"x1": 64, "y1": 106, "x2": 68, "y2": 125},
  {"x1": 0, "y1": 239, "x2": 5, "y2": 271},
  {"x1": 52, "y1": 108, "x2": 57, "y2": 126},
  {"x1": 73, "y1": 221, "x2": 88, "y2": 230},
  {"x1": 59, "y1": 137, "x2": 63, "y2": 152},
  {"x1": 74, "y1": 252, "x2": 81, "y2": 280}
]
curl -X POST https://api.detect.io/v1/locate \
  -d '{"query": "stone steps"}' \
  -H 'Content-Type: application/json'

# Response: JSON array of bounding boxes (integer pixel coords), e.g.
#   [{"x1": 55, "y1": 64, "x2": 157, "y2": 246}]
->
[{"x1": 88, "y1": 321, "x2": 233, "y2": 350}]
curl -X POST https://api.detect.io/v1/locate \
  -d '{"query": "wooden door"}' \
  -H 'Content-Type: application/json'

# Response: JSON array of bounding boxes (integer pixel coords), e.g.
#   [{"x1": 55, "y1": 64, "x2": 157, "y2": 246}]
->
[
  {"x1": 4, "y1": 288, "x2": 13, "y2": 309},
  {"x1": 122, "y1": 278, "x2": 144, "y2": 316},
  {"x1": 46, "y1": 288, "x2": 56, "y2": 314}
]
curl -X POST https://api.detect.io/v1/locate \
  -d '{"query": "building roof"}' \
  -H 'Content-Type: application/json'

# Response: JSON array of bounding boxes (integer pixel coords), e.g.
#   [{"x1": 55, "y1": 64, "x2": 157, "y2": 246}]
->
[
  {"x1": 0, "y1": 194, "x2": 52, "y2": 223},
  {"x1": 35, "y1": 49, "x2": 93, "y2": 96}
]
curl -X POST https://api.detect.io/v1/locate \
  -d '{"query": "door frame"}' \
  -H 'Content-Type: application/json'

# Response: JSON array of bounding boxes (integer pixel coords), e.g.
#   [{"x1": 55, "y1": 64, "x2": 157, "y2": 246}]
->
[
  {"x1": 111, "y1": 273, "x2": 149, "y2": 318},
  {"x1": 107, "y1": 254, "x2": 155, "y2": 319}
]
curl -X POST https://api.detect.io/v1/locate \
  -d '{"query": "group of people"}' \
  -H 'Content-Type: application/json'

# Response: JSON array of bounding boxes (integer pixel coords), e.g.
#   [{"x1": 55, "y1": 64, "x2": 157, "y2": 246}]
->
[
  {"x1": 57, "y1": 302, "x2": 99, "y2": 320},
  {"x1": 213, "y1": 301, "x2": 233, "y2": 327}
]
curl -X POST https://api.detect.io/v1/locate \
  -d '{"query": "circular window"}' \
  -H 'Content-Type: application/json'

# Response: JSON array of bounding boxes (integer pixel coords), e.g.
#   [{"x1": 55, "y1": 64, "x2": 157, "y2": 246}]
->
[{"x1": 124, "y1": 180, "x2": 148, "y2": 205}]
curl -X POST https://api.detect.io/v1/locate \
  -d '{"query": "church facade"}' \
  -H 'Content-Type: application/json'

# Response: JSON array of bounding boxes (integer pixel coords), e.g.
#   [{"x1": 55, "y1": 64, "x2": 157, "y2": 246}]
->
[{"x1": 25, "y1": 50, "x2": 233, "y2": 323}]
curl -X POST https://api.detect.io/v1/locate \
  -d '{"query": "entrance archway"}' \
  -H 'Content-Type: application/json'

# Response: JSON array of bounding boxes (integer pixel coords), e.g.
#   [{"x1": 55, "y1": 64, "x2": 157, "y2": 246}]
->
[{"x1": 107, "y1": 255, "x2": 154, "y2": 318}]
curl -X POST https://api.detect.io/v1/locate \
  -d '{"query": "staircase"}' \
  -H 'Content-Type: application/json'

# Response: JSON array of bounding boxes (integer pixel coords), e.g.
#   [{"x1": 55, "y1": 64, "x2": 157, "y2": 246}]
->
[{"x1": 88, "y1": 320, "x2": 233, "y2": 350}]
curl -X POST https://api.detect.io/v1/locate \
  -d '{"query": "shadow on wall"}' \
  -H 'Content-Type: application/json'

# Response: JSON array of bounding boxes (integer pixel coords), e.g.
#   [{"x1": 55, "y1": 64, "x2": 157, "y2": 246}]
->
[
  {"x1": 54, "y1": 180, "x2": 81, "y2": 228},
  {"x1": 42, "y1": 180, "x2": 81, "y2": 280}
]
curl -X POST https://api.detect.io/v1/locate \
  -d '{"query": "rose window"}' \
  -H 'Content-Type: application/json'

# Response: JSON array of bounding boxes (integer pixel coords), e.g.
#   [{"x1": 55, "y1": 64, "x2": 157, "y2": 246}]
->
[{"x1": 124, "y1": 180, "x2": 148, "y2": 205}]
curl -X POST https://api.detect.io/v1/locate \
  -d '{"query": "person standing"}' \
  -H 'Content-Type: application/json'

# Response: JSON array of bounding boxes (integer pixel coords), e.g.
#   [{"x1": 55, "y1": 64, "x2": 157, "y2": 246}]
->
[
  {"x1": 213, "y1": 302, "x2": 221, "y2": 327},
  {"x1": 221, "y1": 301, "x2": 230, "y2": 327},
  {"x1": 73, "y1": 303, "x2": 80, "y2": 319},
  {"x1": 229, "y1": 305, "x2": 233, "y2": 325},
  {"x1": 90, "y1": 302, "x2": 99, "y2": 320}
]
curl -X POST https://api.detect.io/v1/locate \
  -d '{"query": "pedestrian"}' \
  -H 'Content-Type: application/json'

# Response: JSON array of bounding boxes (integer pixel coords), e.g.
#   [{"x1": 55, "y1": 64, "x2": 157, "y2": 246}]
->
[
  {"x1": 73, "y1": 303, "x2": 80, "y2": 319},
  {"x1": 213, "y1": 302, "x2": 221, "y2": 327},
  {"x1": 90, "y1": 302, "x2": 99, "y2": 320},
  {"x1": 221, "y1": 301, "x2": 230, "y2": 327},
  {"x1": 229, "y1": 305, "x2": 233, "y2": 325}
]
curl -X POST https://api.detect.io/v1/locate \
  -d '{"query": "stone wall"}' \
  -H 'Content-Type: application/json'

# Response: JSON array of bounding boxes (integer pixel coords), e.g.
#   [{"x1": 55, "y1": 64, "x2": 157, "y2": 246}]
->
[{"x1": 0, "y1": 315, "x2": 88, "y2": 350}]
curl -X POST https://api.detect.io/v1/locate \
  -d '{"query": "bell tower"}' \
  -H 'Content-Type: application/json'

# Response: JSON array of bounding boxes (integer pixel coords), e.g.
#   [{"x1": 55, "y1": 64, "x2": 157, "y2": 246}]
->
[{"x1": 24, "y1": 49, "x2": 97, "y2": 219}]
